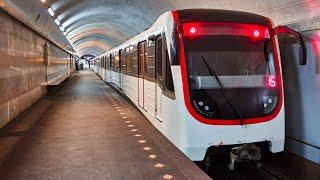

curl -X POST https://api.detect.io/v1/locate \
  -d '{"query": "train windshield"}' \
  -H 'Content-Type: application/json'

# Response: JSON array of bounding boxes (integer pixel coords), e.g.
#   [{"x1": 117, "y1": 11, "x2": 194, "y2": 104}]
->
[{"x1": 182, "y1": 23, "x2": 280, "y2": 119}]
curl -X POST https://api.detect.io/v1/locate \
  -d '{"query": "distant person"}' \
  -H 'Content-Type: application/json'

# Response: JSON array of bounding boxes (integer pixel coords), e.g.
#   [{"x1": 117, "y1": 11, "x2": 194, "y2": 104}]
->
[{"x1": 75, "y1": 61, "x2": 79, "y2": 70}]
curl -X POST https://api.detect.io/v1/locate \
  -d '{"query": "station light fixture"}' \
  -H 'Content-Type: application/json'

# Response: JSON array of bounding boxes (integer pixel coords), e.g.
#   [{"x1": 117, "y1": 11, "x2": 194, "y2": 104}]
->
[
  {"x1": 40, "y1": 2, "x2": 72, "y2": 48},
  {"x1": 54, "y1": 19, "x2": 60, "y2": 25},
  {"x1": 48, "y1": 7, "x2": 54, "y2": 16}
]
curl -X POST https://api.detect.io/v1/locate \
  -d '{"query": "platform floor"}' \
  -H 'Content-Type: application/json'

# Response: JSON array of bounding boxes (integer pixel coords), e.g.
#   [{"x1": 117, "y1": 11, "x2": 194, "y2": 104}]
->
[{"x1": 0, "y1": 69, "x2": 210, "y2": 180}]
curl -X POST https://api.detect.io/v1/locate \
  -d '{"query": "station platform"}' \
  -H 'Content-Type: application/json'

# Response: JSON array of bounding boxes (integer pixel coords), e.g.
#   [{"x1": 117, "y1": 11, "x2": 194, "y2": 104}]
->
[{"x1": 0, "y1": 69, "x2": 210, "y2": 179}]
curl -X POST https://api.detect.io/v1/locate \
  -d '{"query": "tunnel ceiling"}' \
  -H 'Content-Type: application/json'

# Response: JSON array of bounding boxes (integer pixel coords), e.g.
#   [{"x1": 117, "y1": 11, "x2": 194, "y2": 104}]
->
[{"x1": 1, "y1": 0, "x2": 320, "y2": 57}]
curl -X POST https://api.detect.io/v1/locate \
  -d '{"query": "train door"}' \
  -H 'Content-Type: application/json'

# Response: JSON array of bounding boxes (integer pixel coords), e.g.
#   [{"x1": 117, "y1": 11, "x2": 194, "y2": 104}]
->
[
  {"x1": 147, "y1": 36, "x2": 157, "y2": 116},
  {"x1": 155, "y1": 36, "x2": 163, "y2": 120},
  {"x1": 143, "y1": 45, "x2": 149, "y2": 112},
  {"x1": 138, "y1": 41, "x2": 146, "y2": 109}
]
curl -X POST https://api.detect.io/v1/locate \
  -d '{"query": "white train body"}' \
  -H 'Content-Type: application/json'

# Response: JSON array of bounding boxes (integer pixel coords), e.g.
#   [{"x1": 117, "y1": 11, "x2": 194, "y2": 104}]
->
[{"x1": 91, "y1": 9, "x2": 286, "y2": 161}]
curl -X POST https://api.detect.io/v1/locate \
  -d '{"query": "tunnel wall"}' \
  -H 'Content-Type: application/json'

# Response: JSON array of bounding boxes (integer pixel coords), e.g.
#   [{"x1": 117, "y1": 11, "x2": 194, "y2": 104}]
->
[{"x1": 0, "y1": 9, "x2": 74, "y2": 128}]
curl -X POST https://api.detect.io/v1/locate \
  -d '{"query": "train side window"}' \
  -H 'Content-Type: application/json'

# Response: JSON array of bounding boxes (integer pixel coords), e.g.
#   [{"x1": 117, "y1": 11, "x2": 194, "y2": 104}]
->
[
  {"x1": 105, "y1": 56, "x2": 107, "y2": 69},
  {"x1": 138, "y1": 41, "x2": 146, "y2": 76},
  {"x1": 102, "y1": 57, "x2": 105, "y2": 69},
  {"x1": 115, "y1": 52, "x2": 120, "y2": 72},
  {"x1": 163, "y1": 35, "x2": 175, "y2": 99},
  {"x1": 121, "y1": 49, "x2": 126, "y2": 72},
  {"x1": 133, "y1": 45, "x2": 138, "y2": 75},
  {"x1": 106, "y1": 56, "x2": 108, "y2": 69},
  {"x1": 125, "y1": 47, "x2": 130, "y2": 72},
  {"x1": 110, "y1": 54, "x2": 114, "y2": 69},
  {"x1": 114, "y1": 53, "x2": 117, "y2": 70},
  {"x1": 110, "y1": 54, "x2": 114, "y2": 70},
  {"x1": 156, "y1": 36, "x2": 163, "y2": 85},
  {"x1": 109, "y1": 54, "x2": 112, "y2": 69},
  {"x1": 165, "y1": 50, "x2": 175, "y2": 92},
  {"x1": 101, "y1": 57, "x2": 103, "y2": 68},
  {"x1": 119, "y1": 50, "x2": 122, "y2": 72},
  {"x1": 126, "y1": 46, "x2": 134, "y2": 74},
  {"x1": 147, "y1": 39, "x2": 156, "y2": 79}
]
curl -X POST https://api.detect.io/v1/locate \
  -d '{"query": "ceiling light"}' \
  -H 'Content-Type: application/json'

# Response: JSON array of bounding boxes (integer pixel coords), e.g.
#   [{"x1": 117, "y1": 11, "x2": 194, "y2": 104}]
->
[
  {"x1": 63, "y1": 32, "x2": 67, "y2": 36},
  {"x1": 54, "y1": 19, "x2": 60, "y2": 25},
  {"x1": 60, "y1": 26, "x2": 65, "y2": 32},
  {"x1": 48, "y1": 7, "x2": 54, "y2": 16},
  {"x1": 40, "y1": 0, "x2": 46, "y2": 3}
]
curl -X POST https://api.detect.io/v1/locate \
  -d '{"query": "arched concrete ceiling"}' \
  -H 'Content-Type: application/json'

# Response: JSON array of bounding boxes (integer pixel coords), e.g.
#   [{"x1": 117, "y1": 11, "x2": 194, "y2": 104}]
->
[{"x1": 1, "y1": 0, "x2": 320, "y2": 56}]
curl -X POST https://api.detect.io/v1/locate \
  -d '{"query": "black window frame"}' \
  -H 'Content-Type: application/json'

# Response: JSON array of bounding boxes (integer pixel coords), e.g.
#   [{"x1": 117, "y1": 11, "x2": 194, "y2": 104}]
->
[
  {"x1": 155, "y1": 35, "x2": 163, "y2": 86},
  {"x1": 162, "y1": 34, "x2": 175, "y2": 99}
]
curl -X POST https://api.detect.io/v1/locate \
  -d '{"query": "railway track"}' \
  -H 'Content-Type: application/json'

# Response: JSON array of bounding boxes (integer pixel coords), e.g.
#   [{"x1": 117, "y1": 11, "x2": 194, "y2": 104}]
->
[
  {"x1": 196, "y1": 156, "x2": 292, "y2": 180},
  {"x1": 245, "y1": 163, "x2": 292, "y2": 180}
]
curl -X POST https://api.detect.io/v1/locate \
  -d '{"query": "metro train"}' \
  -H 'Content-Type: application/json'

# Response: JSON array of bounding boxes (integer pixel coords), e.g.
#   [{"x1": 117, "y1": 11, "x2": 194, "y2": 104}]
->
[{"x1": 90, "y1": 9, "x2": 307, "y2": 162}]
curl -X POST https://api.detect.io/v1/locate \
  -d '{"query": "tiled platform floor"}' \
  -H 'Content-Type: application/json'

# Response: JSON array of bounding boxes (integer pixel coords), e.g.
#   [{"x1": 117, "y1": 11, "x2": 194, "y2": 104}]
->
[{"x1": 0, "y1": 69, "x2": 210, "y2": 180}]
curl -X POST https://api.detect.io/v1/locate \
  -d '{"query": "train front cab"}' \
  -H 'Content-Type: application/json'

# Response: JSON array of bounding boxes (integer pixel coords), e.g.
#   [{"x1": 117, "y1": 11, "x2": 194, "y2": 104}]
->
[{"x1": 170, "y1": 10, "x2": 307, "y2": 161}]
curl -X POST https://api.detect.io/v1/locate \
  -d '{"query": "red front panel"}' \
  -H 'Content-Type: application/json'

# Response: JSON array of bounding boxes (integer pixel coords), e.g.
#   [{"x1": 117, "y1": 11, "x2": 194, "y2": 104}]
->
[{"x1": 172, "y1": 11, "x2": 283, "y2": 125}]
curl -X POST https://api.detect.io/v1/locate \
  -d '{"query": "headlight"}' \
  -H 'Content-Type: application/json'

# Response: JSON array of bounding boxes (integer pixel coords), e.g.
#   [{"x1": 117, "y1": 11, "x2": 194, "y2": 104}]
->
[{"x1": 263, "y1": 96, "x2": 278, "y2": 114}]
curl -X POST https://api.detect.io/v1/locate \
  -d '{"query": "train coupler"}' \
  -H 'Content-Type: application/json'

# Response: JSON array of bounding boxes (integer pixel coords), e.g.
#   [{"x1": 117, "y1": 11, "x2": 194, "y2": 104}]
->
[{"x1": 228, "y1": 143, "x2": 261, "y2": 170}]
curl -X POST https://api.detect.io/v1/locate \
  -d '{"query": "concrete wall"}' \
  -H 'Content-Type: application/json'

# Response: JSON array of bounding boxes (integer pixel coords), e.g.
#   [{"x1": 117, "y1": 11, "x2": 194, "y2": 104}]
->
[
  {"x1": 46, "y1": 44, "x2": 72, "y2": 85},
  {"x1": 0, "y1": 9, "x2": 74, "y2": 128},
  {"x1": 0, "y1": 0, "x2": 74, "y2": 53},
  {"x1": 279, "y1": 27, "x2": 320, "y2": 164}
]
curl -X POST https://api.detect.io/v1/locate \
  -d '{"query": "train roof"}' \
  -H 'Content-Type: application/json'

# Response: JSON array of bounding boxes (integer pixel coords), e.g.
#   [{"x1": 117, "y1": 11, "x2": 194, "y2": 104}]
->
[
  {"x1": 175, "y1": 9, "x2": 269, "y2": 26},
  {"x1": 94, "y1": 9, "x2": 271, "y2": 59}
]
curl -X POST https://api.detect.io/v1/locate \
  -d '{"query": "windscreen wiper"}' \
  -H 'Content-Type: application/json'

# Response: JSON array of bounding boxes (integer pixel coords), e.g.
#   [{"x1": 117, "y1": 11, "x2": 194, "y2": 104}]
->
[{"x1": 201, "y1": 56, "x2": 245, "y2": 125}]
